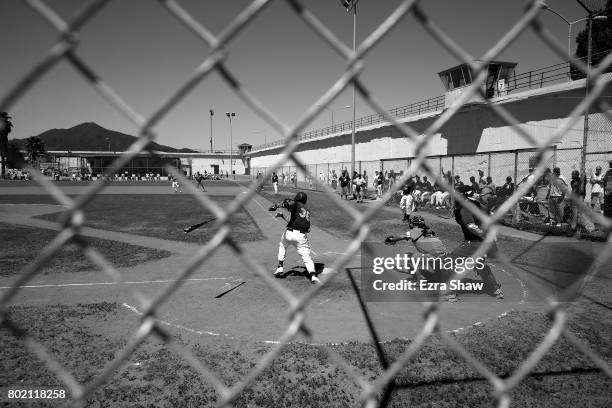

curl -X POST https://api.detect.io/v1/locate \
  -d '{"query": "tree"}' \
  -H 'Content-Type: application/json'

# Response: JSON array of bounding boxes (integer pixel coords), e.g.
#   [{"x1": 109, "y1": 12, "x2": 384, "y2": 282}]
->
[
  {"x1": 24, "y1": 136, "x2": 46, "y2": 164},
  {"x1": 0, "y1": 112, "x2": 13, "y2": 177},
  {"x1": 6, "y1": 141, "x2": 26, "y2": 169},
  {"x1": 570, "y1": 0, "x2": 612, "y2": 79}
]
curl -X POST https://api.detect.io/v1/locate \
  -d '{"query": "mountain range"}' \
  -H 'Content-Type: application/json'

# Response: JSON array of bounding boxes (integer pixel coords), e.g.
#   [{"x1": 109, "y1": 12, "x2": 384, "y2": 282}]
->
[{"x1": 11, "y1": 122, "x2": 197, "y2": 153}]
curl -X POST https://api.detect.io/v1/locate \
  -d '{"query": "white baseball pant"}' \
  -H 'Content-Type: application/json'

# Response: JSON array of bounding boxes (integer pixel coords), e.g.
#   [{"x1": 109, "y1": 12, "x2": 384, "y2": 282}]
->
[{"x1": 278, "y1": 229, "x2": 315, "y2": 273}]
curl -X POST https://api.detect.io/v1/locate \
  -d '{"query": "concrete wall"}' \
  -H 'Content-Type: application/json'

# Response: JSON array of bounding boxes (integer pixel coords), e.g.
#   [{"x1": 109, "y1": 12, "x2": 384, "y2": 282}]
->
[{"x1": 250, "y1": 77, "x2": 612, "y2": 176}]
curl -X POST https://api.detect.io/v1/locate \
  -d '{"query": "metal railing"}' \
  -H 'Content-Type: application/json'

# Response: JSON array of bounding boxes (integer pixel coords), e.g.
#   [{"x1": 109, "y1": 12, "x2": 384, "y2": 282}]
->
[
  {"x1": 256, "y1": 94, "x2": 445, "y2": 150},
  {"x1": 1, "y1": 1, "x2": 611, "y2": 407},
  {"x1": 253, "y1": 48, "x2": 612, "y2": 152}
]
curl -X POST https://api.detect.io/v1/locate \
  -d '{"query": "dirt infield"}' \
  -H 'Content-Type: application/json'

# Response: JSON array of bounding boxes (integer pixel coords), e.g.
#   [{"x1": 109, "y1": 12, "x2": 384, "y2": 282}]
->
[{"x1": 0, "y1": 181, "x2": 551, "y2": 344}]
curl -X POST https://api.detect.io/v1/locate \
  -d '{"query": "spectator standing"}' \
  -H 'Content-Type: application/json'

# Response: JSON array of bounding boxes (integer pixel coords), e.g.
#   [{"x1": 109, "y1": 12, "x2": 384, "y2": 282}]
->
[
  {"x1": 353, "y1": 173, "x2": 365, "y2": 203},
  {"x1": 339, "y1": 171, "x2": 350, "y2": 200},
  {"x1": 331, "y1": 170, "x2": 338, "y2": 191},
  {"x1": 603, "y1": 160, "x2": 612, "y2": 219},
  {"x1": 590, "y1": 165, "x2": 604, "y2": 213},
  {"x1": 548, "y1": 167, "x2": 568, "y2": 225},
  {"x1": 399, "y1": 186, "x2": 415, "y2": 222},
  {"x1": 569, "y1": 170, "x2": 586, "y2": 234},
  {"x1": 272, "y1": 172, "x2": 279, "y2": 194},
  {"x1": 376, "y1": 172, "x2": 384, "y2": 199}
]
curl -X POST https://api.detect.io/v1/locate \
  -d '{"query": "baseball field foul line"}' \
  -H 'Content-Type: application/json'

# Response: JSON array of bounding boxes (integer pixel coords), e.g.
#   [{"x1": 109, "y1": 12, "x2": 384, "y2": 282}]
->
[{"x1": 0, "y1": 277, "x2": 234, "y2": 290}]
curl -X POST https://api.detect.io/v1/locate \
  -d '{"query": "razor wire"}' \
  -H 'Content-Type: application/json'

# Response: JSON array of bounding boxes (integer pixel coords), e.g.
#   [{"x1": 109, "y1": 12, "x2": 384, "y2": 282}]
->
[{"x1": 0, "y1": 0, "x2": 611, "y2": 407}]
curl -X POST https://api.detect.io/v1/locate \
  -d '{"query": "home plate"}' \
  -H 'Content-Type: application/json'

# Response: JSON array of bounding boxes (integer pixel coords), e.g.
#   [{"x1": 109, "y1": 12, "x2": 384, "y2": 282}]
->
[{"x1": 321, "y1": 267, "x2": 334, "y2": 275}]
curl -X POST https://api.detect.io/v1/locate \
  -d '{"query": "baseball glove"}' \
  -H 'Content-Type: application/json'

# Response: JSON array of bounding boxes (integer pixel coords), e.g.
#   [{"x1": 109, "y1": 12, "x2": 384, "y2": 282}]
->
[
  {"x1": 268, "y1": 204, "x2": 278, "y2": 211},
  {"x1": 384, "y1": 236, "x2": 397, "y2": 245}
]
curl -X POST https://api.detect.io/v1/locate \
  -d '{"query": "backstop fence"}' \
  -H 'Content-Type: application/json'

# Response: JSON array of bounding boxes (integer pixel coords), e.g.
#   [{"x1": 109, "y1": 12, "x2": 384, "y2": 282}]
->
[
  {"x1": 252, "y1": 147, "x2": 611, "y2": 200},
  {"x1": 1, "y1": 1, "x2": 611, "y2": 407}
]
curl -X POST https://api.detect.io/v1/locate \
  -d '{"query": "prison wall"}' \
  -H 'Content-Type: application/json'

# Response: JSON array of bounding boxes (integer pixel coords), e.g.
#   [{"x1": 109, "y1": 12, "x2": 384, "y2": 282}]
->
[{"x1": 249, "y1": 77, "x2": 612, "y2": 183}]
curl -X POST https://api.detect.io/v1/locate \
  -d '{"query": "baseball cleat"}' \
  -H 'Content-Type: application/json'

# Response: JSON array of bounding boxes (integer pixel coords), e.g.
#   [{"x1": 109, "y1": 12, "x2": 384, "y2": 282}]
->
[
  {"x1": 493, "y1": 287, "x2": 504, "y2": 299},
  {"x1": 310, "y1": 273, "x2": 321, "y2": 284},
  {"x1": 274, "y1": 267, "x2": 284, "y2": 278}
]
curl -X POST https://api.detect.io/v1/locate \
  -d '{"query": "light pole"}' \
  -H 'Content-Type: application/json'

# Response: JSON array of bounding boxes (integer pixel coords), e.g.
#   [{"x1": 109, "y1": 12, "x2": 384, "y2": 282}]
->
[
  {"x1": 542, "y1": 5, "x2": 607, "y2": 177},
  {"x1": 542, "y1": 6, "x2": 607, "y2": 76},
  {"x1": 209, "y1": 109, "x2": 214, "y2": 152},
  {"x1": 226, "y1": 112, "x2": 236, "y2": 179},
  {"x1": 581, "y1": 13, "x2": 607, "y2": 177},
  {"x1": 340, "y1": 0, "x2": 360, "y2": 193}
]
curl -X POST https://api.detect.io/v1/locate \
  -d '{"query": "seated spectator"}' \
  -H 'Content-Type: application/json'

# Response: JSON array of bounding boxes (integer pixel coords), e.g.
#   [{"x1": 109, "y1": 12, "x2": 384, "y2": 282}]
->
[
  {"x1": 499, "y1": 176, "x2": 515, "y2": 198},
  {"x1": 420, "y1": 176, "x2": 433, "y2": 203},
  {"x1": 429, "y1": 184, "x2": 446, "y2": 208},
  {"x1": 469, "y1": 176, "x2": 480, "y2": 194},
  {"x1": 454, "y1": 175, "x2": 464, "y2": 189},
  {"x1": 478, "y1": 169, "x2": 486, "y2": 190},
  {"x1": 480, "y1": 176, "x2": 497, "y2": 212}
]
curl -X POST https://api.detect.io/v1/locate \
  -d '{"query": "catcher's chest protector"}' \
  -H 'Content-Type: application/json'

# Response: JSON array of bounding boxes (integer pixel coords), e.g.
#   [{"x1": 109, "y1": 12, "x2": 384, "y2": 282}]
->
[{"x1": 413, "y1": 236, "x2": 448, "y2": 257}]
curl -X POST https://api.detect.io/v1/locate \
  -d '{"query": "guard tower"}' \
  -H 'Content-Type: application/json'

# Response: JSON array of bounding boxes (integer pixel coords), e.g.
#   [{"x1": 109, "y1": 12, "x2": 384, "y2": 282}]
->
[
  {"x1": 237, "y1": 143, "x2": 252, "y2": 155},
  {"x1": 438, "y1": 61, "x2": 517, "y2": 109},
  {"x1": 238, "y1": 143, "x2": 252, "y2": 175}
]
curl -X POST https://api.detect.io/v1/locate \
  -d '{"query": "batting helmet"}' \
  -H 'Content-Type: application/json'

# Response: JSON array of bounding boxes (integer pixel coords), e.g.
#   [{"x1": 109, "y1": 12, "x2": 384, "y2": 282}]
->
[{"x1": 294, "y1": 191, "x2": 307, "y2": 204}]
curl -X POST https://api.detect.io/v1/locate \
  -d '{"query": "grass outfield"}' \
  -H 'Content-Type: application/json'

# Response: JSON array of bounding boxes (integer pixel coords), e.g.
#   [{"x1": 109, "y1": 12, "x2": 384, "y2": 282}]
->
[
  {"x1": 0, "y1": 179, "x2": 238, "y2": 187},
  {"x1": 0, "y1": 195, "x2": 265, "y2": 244},
  {"x1": 0, "y1": 223, "x2": 172, "y2": 277},
  {"x1": 1, "y1": 301, "x2": 610, "y2": 407}
]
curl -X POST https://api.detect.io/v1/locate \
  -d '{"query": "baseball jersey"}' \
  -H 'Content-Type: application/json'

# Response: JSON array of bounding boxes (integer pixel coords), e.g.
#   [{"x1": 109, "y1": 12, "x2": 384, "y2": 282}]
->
[
  {"x1": 283, "y1": 200, "x2": 311, "y2": 233},
  {"x1": 399, "y1": 194, "x2": 414, "y2": 213},
  {"x1": 272, "y1": 174, "x2": 278, "y2": 183},
  {"x1": 454, "y1": 201, "x2": 483, "y2": 242}
]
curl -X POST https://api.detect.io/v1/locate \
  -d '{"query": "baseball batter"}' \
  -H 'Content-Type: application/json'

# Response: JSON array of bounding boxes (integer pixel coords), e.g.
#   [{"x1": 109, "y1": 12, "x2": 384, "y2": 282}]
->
[{"x1": 269, "y1": 192, "x2": 320, "y2": 283}]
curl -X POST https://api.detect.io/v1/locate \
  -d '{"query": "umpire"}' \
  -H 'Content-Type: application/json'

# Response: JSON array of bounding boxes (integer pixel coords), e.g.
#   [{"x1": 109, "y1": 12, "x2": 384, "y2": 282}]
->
[{"x1": 453, "y1": 185, "x2": 504, "y2": 299}]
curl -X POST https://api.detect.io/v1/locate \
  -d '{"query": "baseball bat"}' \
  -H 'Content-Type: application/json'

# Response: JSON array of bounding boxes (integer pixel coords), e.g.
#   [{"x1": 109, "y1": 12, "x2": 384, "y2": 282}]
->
[{"x1": 183, "y1": 218, "x2": 215, "y2": 233}]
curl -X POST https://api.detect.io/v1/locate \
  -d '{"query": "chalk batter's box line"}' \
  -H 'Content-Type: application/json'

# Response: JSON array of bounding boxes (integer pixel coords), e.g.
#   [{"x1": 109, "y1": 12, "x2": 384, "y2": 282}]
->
[{"x1": 0, "y1": 277, "x2": 234, "y2": 290}]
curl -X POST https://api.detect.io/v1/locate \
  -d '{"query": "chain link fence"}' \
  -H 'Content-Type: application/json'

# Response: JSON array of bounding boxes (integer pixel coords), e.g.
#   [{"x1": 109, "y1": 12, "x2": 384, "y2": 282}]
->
[{"x1": 2, "y1": 0, "x2": 612, "y2": 407}]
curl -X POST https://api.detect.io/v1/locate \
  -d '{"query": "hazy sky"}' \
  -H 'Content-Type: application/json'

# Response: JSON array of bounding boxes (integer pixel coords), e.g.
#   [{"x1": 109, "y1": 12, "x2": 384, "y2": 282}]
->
[{"x1": 1, "y1": 0, "x2": 590, "y2": 150}]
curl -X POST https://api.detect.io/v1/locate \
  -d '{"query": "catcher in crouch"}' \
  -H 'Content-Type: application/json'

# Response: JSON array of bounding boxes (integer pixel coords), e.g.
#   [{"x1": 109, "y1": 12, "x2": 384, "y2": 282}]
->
[
  {"x1": 384, "y1": 214, "x2": 503, "y2": 301},
  {"x1": 269, "y1": 192, "x2": 320, "y2": 284}
]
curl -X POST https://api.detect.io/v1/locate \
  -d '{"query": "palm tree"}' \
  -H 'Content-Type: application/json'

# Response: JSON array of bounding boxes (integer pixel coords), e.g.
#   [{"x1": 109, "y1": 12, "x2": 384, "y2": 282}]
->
[
  {"x1": 24, "y1": 136, "x2": 46, "y2": 165},
  {"x1": 0, "y1": 112, "x2": 14, "y2": 177}
]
